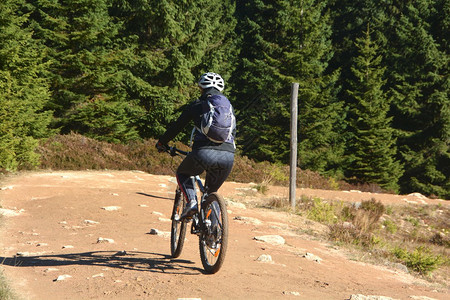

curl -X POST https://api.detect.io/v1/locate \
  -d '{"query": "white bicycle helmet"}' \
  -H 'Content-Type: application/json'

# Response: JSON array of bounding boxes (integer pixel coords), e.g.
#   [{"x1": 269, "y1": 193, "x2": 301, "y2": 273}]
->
[{"x1": 198, "y1": 72, "x2": 224, "y2": 91}]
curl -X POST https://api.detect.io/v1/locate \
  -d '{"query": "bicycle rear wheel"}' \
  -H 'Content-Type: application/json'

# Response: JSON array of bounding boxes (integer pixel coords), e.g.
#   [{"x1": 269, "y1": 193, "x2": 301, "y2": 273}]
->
[
  {"x1": 170, "y1": 188, "x2": 187, "y2": 258},
  {"x1": 199, "y1": 192, "x2": 228, "y2": 274}
]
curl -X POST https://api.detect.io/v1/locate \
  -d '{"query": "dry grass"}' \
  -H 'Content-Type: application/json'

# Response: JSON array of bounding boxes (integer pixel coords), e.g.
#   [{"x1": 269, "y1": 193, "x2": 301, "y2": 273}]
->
[
  {"x1": 265, "y1": 196, "x2": 449, "y2": 279},
  {"x1": 35, "y1": 133, "x2": 359, "y2": 191}
]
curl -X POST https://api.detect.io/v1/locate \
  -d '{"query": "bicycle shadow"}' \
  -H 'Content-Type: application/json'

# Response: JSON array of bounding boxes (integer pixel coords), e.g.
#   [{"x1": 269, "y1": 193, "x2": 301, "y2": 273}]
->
[
  {"x1": 0, "y1": 250, "x2": 204, "y2": 275},
  {"x1": 136, "y1": 192, "x2": 173, "y2": 201}
]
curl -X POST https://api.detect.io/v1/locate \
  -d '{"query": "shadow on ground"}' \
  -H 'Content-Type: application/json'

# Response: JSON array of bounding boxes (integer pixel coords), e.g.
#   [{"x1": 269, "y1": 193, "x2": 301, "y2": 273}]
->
[{"x1": 0, "y1": 250, "x2": 204, "y2": 275}]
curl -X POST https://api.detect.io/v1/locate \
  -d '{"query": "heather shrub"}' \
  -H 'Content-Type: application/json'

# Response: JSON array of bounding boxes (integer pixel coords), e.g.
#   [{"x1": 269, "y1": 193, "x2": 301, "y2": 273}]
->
[{"x1": 36, "y1": 133, "x2": 347, "y2": 190}]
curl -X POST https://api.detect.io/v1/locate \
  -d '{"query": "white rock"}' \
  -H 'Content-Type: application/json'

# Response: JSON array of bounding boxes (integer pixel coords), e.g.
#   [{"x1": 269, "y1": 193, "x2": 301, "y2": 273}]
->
[
  {"x1": 253, "y1": 235, "x2": 285, "y2": 246},
  {"x1": 84, "y1": 220, "x2": 99, "y2": 225},
  {"x1": 226, "y1": 199, "x2": 247, "y2": 209},
  {"x1": 403, "y1": 199, "x2": 418, "y2": 204},
  {"x1": 62, "y1": 245, "x2": 74, "y2": 249},
  {"x1": 97, "y1": 237, "x2": 115, "y2": 243},
  {"x1": 16, "y1": 251, "x2": 45, "y2": 257},
  {"x1": 283, "y1": 291, "x2": 301, "y2": 296},
  {"x1": 256, "y1": 254, "x2": 273, "y2": 263},
  {"x1": 409, "y1": 296, "x2": 438, "y2": 300},
  {"x1": 102, "y1": 206, "x2": 121, "y2": 211},
  {"x1": 139, "y1": 204, "x2": 149, "y2": 207},
  {"x1": 0, "y1": 186, "x2": 13, "y2": 190},
  {"x1": 0, "y1": 208, "x2": 21, "y2": 217},
  {"x1": 158, "y1": 217, "x2": 171, "y2": 222},
  {"x1": 44, "y1": 268, "x2": 59, "y2": 273},
  {"x1": 234, "y1": 216, "x2": 262, "y2": 225},
  {"x1": 92, "y1": 273, "x2": 104, "y2": 278},
  {"x1": 158, "y1": 183, "x2": 167, "y2": 188},
  {"x1": 408, "y1": 192, "x2": 428, "y2": 199},
  {"x1": 302, "y1": 252, "x2": 322, "y2": 263},
  {"x1": 152, "y1": 211, "x2": 164, "y2": 216},
  {"x1": 54, "y1": 274, "x2": 72, "y2": 281}
]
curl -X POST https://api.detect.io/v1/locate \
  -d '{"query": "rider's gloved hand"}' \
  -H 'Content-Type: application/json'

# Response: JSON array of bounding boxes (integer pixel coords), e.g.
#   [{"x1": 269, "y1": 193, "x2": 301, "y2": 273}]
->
[{"x1": 155, "y1": 141, "x2": 168, "y2": 153}]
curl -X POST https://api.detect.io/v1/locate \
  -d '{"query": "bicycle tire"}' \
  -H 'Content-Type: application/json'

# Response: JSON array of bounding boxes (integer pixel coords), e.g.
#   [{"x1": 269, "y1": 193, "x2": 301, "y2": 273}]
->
[
  {"x1": 170, "y1": 188, "x2": 187, "y2": 258},
  {"x1": 199, "y1": 192, "x2": 228, "y2": 274}
]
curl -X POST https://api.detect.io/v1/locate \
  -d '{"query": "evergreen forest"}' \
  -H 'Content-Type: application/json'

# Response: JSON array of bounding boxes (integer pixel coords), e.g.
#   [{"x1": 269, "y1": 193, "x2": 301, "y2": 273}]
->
[{"x1": 1, "y1": 0, "x2": 449, "y2": 199}]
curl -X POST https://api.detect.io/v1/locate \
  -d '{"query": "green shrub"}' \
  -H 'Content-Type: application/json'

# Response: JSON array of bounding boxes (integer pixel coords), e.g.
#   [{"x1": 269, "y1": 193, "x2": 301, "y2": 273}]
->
[
  {"x1": 392, "y1": 246, "x2": 443, "y2": 275},
  {"x1": 383, "y1": 219, "x2": 398, "y2": 234},
  {"x1": 307, "y1": 198, "x2": 337, "y2": 224}
]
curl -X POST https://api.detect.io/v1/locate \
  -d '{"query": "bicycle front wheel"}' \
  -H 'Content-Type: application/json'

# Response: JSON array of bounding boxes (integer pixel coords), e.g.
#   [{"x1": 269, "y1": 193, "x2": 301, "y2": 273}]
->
[
  {"x1": 199, "y1": 192, "x2": 229, "y2": 274},
  {"x1": 171, "y1": 188, "x2": 187, "y2": 258}
]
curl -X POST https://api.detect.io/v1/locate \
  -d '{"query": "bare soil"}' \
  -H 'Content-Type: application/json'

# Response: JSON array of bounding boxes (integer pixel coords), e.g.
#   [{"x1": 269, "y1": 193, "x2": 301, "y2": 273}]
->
[{"x1": 0, "y1": 170, "x2": 448, "y2": 300}]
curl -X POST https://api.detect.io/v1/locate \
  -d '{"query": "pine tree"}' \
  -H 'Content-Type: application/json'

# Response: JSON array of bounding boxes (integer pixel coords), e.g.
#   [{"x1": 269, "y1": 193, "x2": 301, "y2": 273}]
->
[
  {"x1": 0, "y1": 0, "x2": 52, "y2": 171},
  {"x1": 110, "y1": 0, "x2": 237, "y2": 140},
  {"x1": 28, "y1": 0, "x2": 141, "y2": 142},
  {"x1": 345, "y1": 25, "x2": 402, "y2": 192},
  {"x1": 383, "y1": 1, "x2": 449, "y2": 198},
  {"x1": 231, "y1": 0, "x2": 343, "y2": 175}
]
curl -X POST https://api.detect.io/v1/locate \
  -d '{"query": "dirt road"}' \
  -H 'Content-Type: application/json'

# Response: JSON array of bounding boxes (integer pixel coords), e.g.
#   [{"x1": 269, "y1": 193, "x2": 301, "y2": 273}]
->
[{"x1": 0, "y1": 171, "x2": 448, "y2": 299}]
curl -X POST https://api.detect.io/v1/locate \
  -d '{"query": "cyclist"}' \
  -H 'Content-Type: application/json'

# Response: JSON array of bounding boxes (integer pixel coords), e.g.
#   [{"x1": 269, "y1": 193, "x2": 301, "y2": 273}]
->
[{"x1": 156, "y1": 72, "x2": 236, "y2": 218}]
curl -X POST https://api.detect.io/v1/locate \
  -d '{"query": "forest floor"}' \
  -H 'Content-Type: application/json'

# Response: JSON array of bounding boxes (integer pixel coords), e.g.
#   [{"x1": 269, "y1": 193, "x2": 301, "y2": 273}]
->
[{"x1": 0, "y1": 170, "x2": 448, "y2": 300}]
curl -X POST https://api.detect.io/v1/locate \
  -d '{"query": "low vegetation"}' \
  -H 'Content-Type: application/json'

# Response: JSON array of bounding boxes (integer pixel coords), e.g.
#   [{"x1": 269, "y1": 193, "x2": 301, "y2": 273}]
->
[
  {"x1": 0, "y1": 270, "x2": 16, "y2": 300},
  {"x1": 0, "y1": 214, "x2": 17, "y2": 300},
  {"x1": 35, "y1": 133, "x2": 360, "y2": 191},
  {"x1": 267, "y1": 197, "x2": 449, "y2": 281}
]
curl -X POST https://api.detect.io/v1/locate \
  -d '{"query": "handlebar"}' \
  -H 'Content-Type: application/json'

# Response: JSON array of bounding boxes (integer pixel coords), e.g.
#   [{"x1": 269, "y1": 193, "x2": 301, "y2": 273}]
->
[{"x1": 167, "y1": 146, "x2": 189, "y2": 157}]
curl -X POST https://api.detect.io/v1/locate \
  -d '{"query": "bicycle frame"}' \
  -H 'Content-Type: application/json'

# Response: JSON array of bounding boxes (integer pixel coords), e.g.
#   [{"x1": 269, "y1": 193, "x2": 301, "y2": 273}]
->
[{"x1": 166, "y1": 145, "x2": 229, "y2": 273}]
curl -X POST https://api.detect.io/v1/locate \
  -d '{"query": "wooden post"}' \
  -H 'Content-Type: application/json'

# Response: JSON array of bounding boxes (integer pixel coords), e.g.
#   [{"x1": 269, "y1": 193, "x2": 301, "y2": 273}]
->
[{"x1": 290, "y1": 83, "x2": 299, "y2": 210}]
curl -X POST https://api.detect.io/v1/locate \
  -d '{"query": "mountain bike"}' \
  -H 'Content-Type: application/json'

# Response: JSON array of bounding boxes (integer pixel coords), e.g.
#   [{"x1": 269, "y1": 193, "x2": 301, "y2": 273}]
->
[{"x1": 165, "y1": 146, "x2": 229, "y2": 274}]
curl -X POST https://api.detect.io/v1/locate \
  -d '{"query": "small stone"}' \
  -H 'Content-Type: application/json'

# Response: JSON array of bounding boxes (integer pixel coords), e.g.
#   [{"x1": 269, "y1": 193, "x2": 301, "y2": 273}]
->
[
  {"x1": 92, "y1": 273, "x2": 104, "y2": 278},
  {"x1": 149, "y1": 228, "x2": 159, "y2": 235},
  {"x1": 234, "y1": 216, "x2": 262, "y2": 225},
  {"x1": 158, "y1": 217, "x2": 171, "y2": 222},
  {"x1": 0, "y1": 208, "x2": 21, "y2": 217},
  {"x1": 256, "y1": 254, "x2": 273, "y2": 263},
  {"x1": 253, "y1": 235, "x2": 285, "y2": 246},
  {"x1": 84, "y1": 220, "x2": 99, "y2": 225},
  {"x1": 36, "y1": 243, "x2": 48, "y2": 247},
  {"x1": 283, "y1": 291, "x2": 300, "y2": 296},
  {"x1": 102, "y1": 206, "x2": 121, "y2": 211},
  {"x1": 44, "y1": 268, "x2": 59, "y2": 273},
  {"x1": 62, "y1": 245, "x2": 74, "y2": 249},
  {"x1": 408, "y1": 192, "x2": 428, "y2": 199},
  {"x1": 54, "y1": 274, "x2": 72, "y2": 281},
  {"x1": 302, "y1": 252, "x2": 322, "y2": 263},
  {"x1": 227, "y1": 200, "x2": 247, "y2": 209},
  {"x1": 97, "y1": 237, "x2": 115, "y2": 243}
]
